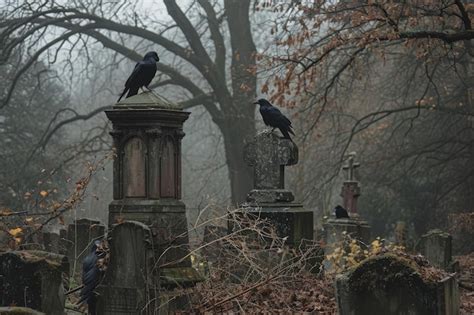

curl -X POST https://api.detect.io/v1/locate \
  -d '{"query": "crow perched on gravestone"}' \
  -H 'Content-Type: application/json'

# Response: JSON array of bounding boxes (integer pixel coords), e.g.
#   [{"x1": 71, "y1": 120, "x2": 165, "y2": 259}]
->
[
  {"x1": 117, "y1": 51, "x2": 160, "y2": 102},
  {"x1": 254, "y1": 98, "x2": 295, "y2": 140},
  {"x1": 78, "y1": 240, "x2": 104, "y2": 315},
  {"x1": 334, "y1": 205, "x2": 350, "y2": 219}
]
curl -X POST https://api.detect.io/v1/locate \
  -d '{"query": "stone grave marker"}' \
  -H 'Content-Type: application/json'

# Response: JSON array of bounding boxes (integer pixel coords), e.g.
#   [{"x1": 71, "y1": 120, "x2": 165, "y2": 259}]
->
[
  {"x1": 335, "y1": 254, "x2": 459, "y2": 315},
  {"x1": 96, "y1": 221, "x2": 158, "y2": 314},
  {"x1": 341, "y1": 152, "x2": 360, "y2": 215},
  {"x1": 66, "y1": 218, "x2": 105, "y2": 276},
  {"x1": 0, "y1": 250, "x2": 68, "y2": 315},
  {"x1": 105, "y1": 92, "x2": 201, "y2": 288},
  {"x1": 324, "y1": 152, "x2": 370, "y2": 270},
  {"x1": 417, "y1": 229, "x2": 453, "y2": 271},
  {"x1": 241, "y1": 130, "x2": 313, "y2": 246},
  {"x1": 42, "y1": 231, "x2": 60, "y2": 254}
]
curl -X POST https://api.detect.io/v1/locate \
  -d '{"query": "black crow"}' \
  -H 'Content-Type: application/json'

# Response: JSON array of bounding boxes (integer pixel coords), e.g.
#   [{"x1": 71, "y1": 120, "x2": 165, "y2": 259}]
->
[
  {"x1": 334, "y1": 205, "x2": 350, "y2": 219},
  {"x1": 78, "y1": 240, "x2": 103, "y2": 315},
  {"x1": 117, "y1": 51, "x2": 160, "y2": 102},
  {"x1": 254, "y1": 98, "x2": 295, "y2": 140}
]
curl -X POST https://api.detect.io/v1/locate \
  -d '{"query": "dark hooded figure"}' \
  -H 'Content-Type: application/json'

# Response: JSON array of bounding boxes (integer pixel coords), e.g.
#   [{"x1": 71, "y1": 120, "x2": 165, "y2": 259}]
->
[
  {"x1": 78, "y1": 240, "x2": 103, "y2": 315},
  {"x1": 334, "y1": 205, "x2": 350, "y2": 219},
  {"x1": 254, "y1": 98, "x2": 295, "y2": 140},
  {"x1": 118, "y1": 51, "x2": 160, "y2": 102}
]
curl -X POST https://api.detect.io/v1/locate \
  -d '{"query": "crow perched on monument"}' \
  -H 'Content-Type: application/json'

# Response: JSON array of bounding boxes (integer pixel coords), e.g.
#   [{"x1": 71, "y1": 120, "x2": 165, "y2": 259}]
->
[
  {"x1": 334, "y1": 205, "x2": 350, "y2": 219},
  {"x1": 117, "y1": 51, "x2": 160, "y2": 102},
  {"x1": 78, "y1": 240, "x2": 104, "y2": 315},
  {"x1": 254, "y1": 98, "x2": 295, "y2": 140}
]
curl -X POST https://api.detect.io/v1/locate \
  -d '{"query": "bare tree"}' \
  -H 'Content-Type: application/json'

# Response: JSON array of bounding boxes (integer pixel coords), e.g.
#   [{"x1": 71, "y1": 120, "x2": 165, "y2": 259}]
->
[
  {"x1": 262, "y1": 0, "x2": 474, "y2": 234},
  {"x1": 1, "y1": 0, "x2": 258, "y2": 204}
]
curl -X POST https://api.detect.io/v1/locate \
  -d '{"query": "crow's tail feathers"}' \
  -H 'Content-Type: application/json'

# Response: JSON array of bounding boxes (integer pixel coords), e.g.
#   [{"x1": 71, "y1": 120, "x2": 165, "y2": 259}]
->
[
  {"x1": 279, "y1": 128, "x2": 293, "y2": 141},
  {"x1": 127, "y1": 86, "x2": 139, "y2": 98},
  {"x1": 117, "y1": 88, "x2": 128, "y2": 102}
]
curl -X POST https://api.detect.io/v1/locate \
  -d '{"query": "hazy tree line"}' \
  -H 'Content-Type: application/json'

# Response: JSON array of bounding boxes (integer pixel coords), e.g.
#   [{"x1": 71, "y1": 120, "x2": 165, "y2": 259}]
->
[{"x1": 0, "y1": 0, "x2": 472, "y2": 246}]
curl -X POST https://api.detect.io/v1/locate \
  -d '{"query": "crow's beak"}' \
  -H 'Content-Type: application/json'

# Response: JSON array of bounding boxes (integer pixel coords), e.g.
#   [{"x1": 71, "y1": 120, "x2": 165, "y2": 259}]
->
[
  {"x1": 252, "y1": 101, "x2": 258, "y2": 105},
  {"x1": 155, "y1": 56, "x2": 160, "y2": 62}
]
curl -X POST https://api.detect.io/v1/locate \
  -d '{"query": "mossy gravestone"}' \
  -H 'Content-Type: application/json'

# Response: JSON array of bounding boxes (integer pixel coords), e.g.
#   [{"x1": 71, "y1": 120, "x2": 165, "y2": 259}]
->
[
  {"x1": 0, "y1": 251, "x2": 68, "y2": 315},
  {"x1": 335, "y1": 254, "x2": 459, "y2": 315}
]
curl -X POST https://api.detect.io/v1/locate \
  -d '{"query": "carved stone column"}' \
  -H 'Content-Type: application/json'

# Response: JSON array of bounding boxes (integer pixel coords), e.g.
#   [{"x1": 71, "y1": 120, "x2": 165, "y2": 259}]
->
[{"x1": 105, "y1": 91, "x2": 200, "y2": 288}]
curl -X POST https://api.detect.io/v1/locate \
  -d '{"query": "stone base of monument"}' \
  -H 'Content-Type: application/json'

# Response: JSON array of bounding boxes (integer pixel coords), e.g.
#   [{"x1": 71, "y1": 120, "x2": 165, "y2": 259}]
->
[
  {"x1": 335, "y1": 254, "x2": 459, "y2": 315},
  {"x1": 108, "y1": 200, "x2": 202, "y2": 288},
  {"x1": 324, "y1": 216, "x2": 371, "y2": 246},
  {"x1": 229, "y1": 203, "x2": 320, "y2": 278},
  {"x1": 237, "y1": 201, "x2": 314, "y2": 247},
  {"x1": 323, "y1": 216, "x2": 371, "y2": 271}
]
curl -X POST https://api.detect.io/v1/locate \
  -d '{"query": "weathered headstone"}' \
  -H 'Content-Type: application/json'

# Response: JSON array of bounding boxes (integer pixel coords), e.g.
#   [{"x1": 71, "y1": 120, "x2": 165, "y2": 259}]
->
[
  {"x1": 417, "y1": 229, "x2": 453, "y2": 271},
  {"x1": 240, "y1": 130, "x2": 313, "y2": 246},
  {"x1": 0, "y1": 251, "x2": 68, "y2": 315},
  {"x1": 96, "y1": 221, "x2": 158, "y2": 314},
  {"x1": 66, "y1": 218, "x2": 105, "y2": 276},
  {"x1": 42, "y1": 231, "x2": 60, "y2": 254},
  {"x1": 335, "y1": 254, "x2": 459, "y2": 315},
  {"x1": 105, "y1": 92, "x2": 201, "y2": 288}
]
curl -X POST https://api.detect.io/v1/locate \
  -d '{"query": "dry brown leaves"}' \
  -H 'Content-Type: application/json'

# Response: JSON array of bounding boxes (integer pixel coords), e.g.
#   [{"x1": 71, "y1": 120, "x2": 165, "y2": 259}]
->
[
  {"x1": 191, "y1": 273, "x2": 336, "y2": 314},
  {"x1": 457, "y1": 253, "x2": 474, "y2": 315}
]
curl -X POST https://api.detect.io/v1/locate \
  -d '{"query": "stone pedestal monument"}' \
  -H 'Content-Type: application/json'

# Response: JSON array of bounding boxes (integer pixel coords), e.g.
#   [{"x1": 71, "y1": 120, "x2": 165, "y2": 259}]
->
[
  {"x1": 105, "y1": 92, "x2": 200, "y2": 288},
  {"x1": 240, "y1": 131, "x2": 313, "y2": 246},
  {"x1": 324, "y1": 153, "x2": 370, "y2": 259}
]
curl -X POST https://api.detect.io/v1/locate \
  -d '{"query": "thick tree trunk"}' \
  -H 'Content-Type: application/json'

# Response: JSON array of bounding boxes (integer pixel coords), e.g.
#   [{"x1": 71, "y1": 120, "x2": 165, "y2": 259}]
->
[
  {"x1": 217, "y1": 105, "x2": 256, "y2": 205},
  {"x1": 221, "y1": 0, "x2": 258, "y2": 204}
]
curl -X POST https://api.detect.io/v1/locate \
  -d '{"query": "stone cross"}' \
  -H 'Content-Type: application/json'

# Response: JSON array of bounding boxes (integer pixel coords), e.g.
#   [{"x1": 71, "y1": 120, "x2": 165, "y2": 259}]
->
[
  {"x1": 341, "y1": 152, "x2": 361, "y2": 214},
  {"x1": 244, "y1": 131, "x2": 298, "y2": 190},
  {"x1": 342, "y1": 152, "x2": 360, "y2": 181}
]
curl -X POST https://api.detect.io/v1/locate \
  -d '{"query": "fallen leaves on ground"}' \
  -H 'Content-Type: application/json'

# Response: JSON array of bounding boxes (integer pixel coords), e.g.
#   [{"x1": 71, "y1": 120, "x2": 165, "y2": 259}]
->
[
  {"x1": 190, "y1": 273, "x2": 336, "y2": 314},
  {"x1": 457, "y1": 254, "x2": 474, "y2": 315}
]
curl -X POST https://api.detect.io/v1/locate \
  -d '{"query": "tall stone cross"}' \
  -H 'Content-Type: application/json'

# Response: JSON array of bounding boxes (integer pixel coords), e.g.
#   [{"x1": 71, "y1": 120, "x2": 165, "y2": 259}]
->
[
  {"x1": 341, "y1": 152, "x2": 361, "y2": 214},
  {"x1": 244, "y1": 131, "x2": 298, "y2": 202},
  {"x1": 342, "y1": 152, "x2": 360, "y2": 181}
]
